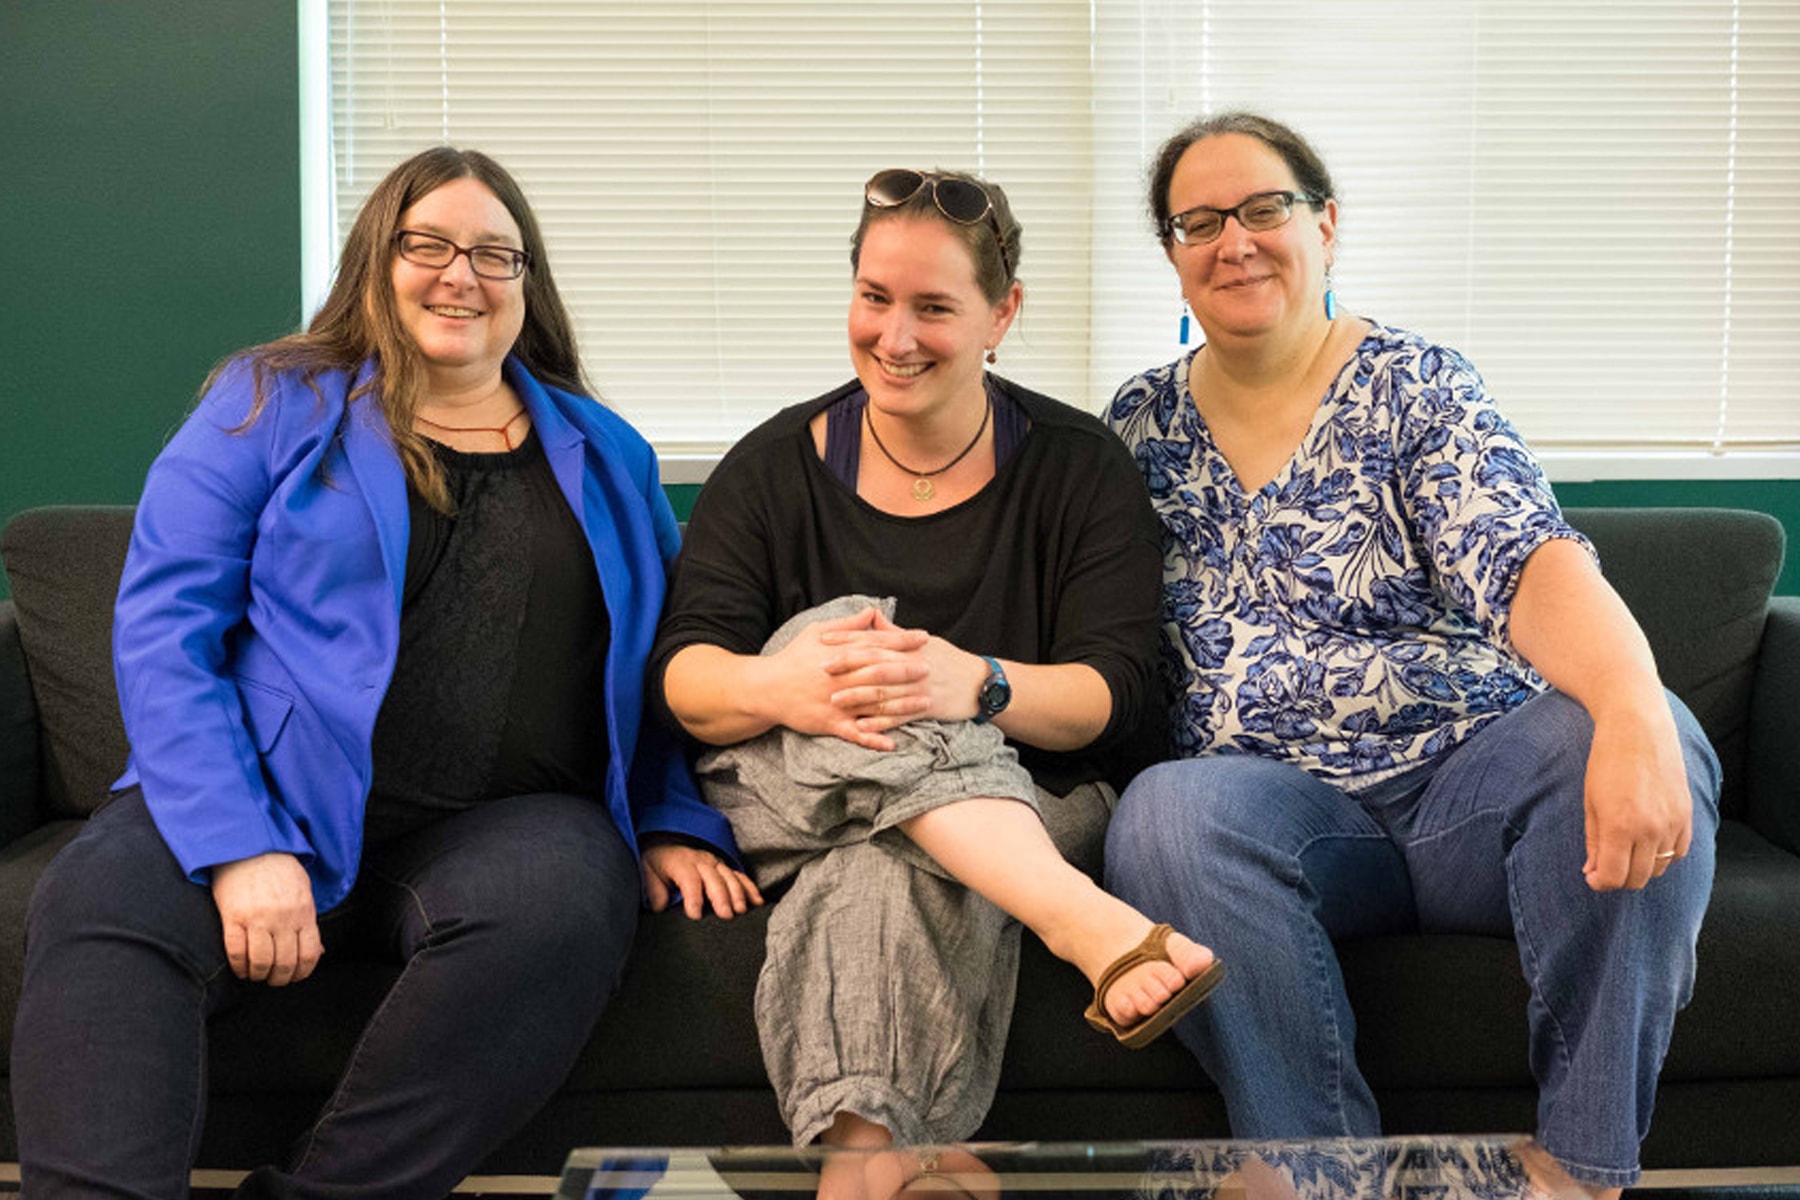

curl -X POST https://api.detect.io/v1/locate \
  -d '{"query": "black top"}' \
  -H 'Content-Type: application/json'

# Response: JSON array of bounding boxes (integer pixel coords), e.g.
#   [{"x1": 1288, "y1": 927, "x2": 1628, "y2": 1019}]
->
[
  {"x1": 366, "y1": 429, "x2": 611, "y2": 843},
  {"x1": 650, "y1": 375, "x2": 1164, "y2": 794}
]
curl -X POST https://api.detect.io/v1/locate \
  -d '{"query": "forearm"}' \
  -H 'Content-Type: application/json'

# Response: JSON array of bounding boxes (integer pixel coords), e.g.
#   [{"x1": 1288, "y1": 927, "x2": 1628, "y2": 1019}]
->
[
  {"x1": 991, "y1": 660, "x2": 1111, "y2": 752},
  {"x1": 661, "y1": 643, "x2": 779, "y2": 745},
  {"x1": 1510, "y1": 536, "x2": 1701, "y2": 890}
]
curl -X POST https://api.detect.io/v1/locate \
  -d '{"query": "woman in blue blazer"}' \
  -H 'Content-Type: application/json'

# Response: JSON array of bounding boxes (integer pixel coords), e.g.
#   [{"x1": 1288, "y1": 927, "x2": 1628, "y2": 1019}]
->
[{"x1": 12, "y1": 147, "x2": 760, "y2": 1200}]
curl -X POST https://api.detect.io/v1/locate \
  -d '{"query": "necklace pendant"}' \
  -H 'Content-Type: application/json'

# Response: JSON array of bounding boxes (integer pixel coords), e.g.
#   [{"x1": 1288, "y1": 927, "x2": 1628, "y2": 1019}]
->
[{"x1": 911, "y1": 478, "x2": 935, "y2": 502}]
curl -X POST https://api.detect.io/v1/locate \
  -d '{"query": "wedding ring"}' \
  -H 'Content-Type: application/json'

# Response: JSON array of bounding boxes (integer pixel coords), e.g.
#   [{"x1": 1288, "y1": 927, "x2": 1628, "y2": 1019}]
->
[{"x1": 1654, "y1": 850, "x2": 1678, "y2": 860}]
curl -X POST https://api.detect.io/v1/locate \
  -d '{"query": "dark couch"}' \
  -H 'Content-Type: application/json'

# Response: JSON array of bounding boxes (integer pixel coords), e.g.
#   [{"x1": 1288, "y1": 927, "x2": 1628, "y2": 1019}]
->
[{"x1": 3, "y1": 504, "x2": 1797, "y2": 1174}]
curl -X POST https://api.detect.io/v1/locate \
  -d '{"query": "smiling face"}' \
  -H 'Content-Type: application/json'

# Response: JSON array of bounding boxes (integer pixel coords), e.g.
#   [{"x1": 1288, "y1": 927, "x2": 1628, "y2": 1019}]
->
[
  {"x1": 848, "y1": 215, "x2": 1020, "y2": 425},
  {"x1": 389, "y1": 176, "x2": 527, "y2": 392},
  {"x1": 1165, "y1": 133, "x2": 1336, "y2": 348}
]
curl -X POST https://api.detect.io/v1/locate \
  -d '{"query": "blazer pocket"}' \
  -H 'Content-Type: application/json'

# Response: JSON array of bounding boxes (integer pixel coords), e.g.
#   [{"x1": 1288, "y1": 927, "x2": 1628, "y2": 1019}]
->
[{"x1": 234, "y1": 676, "x2": 296, "y2": 754}]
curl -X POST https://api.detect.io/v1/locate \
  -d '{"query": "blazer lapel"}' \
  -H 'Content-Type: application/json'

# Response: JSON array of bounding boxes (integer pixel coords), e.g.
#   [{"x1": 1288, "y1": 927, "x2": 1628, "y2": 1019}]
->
[
  {"x1": 337, "y1": 362, "x2": 408, "y2": 612},
  {"x1": 510, "y1": 359, "x2": 640, "y2": 688}
]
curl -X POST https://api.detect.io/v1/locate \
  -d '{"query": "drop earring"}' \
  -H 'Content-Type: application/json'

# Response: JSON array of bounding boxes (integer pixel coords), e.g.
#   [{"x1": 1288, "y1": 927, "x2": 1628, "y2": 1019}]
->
[
  {"x1": 985, "y1": 347, "x2": 997, "y2": 365},
  {"x1": 1323, "y1": 268, "x2": 1338, "y2": 321},
  {"x1": 1178, "y1": 300, "x2": 1193, "y2": 346}
]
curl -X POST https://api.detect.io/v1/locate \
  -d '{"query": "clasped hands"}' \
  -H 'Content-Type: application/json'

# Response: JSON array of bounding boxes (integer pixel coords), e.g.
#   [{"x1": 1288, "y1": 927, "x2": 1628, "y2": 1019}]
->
[{"x1": 762, "y1": 605, "x2": 988, "y2": 752}]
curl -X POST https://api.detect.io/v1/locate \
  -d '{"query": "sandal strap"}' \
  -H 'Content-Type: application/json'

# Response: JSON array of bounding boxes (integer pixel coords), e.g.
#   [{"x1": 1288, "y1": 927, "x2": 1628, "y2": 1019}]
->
[{"x1": 1086, "y1": 922, "x2": 1173, "y2": 1025}]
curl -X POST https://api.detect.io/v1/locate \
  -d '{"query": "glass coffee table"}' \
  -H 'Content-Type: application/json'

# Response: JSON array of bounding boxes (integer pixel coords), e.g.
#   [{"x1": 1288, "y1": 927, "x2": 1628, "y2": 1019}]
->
[{"x1": 552, "y1": 1137, "x2": 1593, "y2": 1200}]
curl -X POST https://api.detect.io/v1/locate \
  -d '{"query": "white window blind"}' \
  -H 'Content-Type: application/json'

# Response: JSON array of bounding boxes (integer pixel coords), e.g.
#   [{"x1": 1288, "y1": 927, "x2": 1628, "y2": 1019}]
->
[
  {"x1": 328, "y1": 1, "x2": 1096, "y2": 456},
  {"x1": 325, "y1": 0, "x2": 1800, "y2": 466}
]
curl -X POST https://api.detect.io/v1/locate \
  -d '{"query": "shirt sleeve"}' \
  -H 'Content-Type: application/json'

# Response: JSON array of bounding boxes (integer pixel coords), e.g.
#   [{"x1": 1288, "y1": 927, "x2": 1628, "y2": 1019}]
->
[
  {"x1": 646, "y1": 442, "x2": 785, "y2": 732},
  {"x1": 1039, "y1": 425, "x2": 1166, "y2": 754},
  {"x1": 1393, "y1": 341, "x2": 1594, "y2": 649}
]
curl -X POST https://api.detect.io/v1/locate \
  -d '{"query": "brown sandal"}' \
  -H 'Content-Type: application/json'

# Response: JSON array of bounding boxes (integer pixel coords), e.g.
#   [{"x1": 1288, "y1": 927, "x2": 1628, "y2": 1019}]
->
[{"x1": 1083, "y1": 922, "x2": 1226, "y2": 1049}]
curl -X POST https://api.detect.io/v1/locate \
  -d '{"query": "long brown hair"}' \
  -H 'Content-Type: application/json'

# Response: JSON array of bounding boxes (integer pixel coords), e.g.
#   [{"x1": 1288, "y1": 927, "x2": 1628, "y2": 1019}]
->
[{"x1": 217, "y1": 146, "x2": 589, "y2": 511}]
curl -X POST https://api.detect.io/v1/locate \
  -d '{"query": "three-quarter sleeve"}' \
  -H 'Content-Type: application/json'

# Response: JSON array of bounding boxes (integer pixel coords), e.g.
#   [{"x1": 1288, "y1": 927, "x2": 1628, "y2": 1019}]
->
[{"x1": 1394, "y1": 344, "x2": 1593, "y2": 650}]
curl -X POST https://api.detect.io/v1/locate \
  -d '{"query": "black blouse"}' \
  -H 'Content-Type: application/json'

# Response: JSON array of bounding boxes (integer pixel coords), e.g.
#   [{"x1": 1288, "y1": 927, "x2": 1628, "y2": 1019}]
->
[{"x1": 365, "y1": 429, "x2": 611, "y2": 844}]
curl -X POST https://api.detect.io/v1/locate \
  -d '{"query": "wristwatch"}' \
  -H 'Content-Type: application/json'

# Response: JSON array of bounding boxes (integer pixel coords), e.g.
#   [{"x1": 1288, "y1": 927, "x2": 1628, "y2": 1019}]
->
[{"x1": 973, "y1": 655, "x2": 1012, "y2": 724}]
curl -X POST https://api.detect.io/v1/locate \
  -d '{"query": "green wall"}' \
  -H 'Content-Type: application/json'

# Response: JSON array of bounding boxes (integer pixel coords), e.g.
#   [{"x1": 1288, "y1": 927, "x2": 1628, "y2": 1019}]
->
[
  {"x1": 1, "y1": 2, "x2": 302, "y2": 598},
  {"x1": 1556, "y1": 479, "x2": 1798, "y2": 598},
  {"x1": 2, "y1": 4, "x2": 1792, "y2": 600}
]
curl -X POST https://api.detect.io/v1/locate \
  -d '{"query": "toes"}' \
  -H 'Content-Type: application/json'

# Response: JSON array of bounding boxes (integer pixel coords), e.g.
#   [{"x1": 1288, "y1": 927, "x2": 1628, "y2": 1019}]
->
[
  {"x1": 1167, "y1": 930, "x2": 1218, "y2": 979},
  {"x1": 1102, "y1": 930, "x2": 1219, "y2": 1027},
  {"x1": 1105, "y1": 959, "x2": 1184, "y2": 1025}
]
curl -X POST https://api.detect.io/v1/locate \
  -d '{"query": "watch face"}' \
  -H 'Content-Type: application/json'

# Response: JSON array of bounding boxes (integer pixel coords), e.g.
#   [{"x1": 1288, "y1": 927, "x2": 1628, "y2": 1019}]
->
[{"x1": 980, "y1": 676, "x2": 1012, "y2": 713}]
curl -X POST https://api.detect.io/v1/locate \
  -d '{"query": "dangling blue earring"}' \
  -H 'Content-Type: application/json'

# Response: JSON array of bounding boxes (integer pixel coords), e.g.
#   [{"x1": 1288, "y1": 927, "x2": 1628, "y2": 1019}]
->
[
  {"x1": 1178, "y1": 301, "x2": 1193, "y2": 346},
  {"x1": 1323, "y1": 267, "x2": 1338, "y2": 320}
]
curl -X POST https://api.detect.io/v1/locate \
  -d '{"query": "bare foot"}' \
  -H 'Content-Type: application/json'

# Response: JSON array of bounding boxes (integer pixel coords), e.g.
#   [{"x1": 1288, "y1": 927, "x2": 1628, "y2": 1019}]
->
[
  {"x1": 1095, "y1": 922, "x2": 1217, "y2": 1028},
  {"x1": 1048, "y1": 895, "x2": 1216, "y2": 1028},
  {"x1": 820, "y1": 1137, "x2": 995, "y2": 1200},
  {"x1": 876, "y1": 1148, "x2": 998, "y2": 1200},
  {"x1": 818, "y1": 1151, "x2": 871, "y2": 1200},
  {"x1": 1216, "y1": 1155, "x2": 1299, "y2": 1200},
  {"x1": 1514, "y1": 1140, "x2": 1622, "y2": 1200},
  {"x1": 817, "y1": 1112, "x2": 893, "y2": 1200}
]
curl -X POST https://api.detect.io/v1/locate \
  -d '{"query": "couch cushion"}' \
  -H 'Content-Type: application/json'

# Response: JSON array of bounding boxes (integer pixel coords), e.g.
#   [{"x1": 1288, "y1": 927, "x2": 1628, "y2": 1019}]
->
[
  {"x1": 1565, "y1": 507, "x2": 1783, "y2": 819},
  {"x1": 0, "y1": 818, "x2": 85, "y2": 1064},
  {"x1": 0, "y1": 602, "x2": 42, "y2": 844},
  {"x1": 1661, "y1": 818, "x2": 1800, "y2": 1079},
  {"x1": 0, "y1": 507, "x2": 135, "y2": 818},
  {"x1": 564, "y1": 905, "x2": 769, "y2": 1089}
]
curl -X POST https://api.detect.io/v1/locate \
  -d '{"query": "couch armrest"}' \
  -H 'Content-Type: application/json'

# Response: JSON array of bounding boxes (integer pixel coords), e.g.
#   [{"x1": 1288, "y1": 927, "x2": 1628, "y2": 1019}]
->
[
  {"x1": 1746, "y1": 594, "x2": 1800, "y2": 856},
  {"x1": 0, "y1": 599, "x2": 43, "y2": 848}
]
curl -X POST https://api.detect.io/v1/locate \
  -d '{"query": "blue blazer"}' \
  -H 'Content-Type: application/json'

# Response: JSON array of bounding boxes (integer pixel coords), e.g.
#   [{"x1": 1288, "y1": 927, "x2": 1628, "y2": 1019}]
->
[{"x1": 113, "y1": 355, "x2": 736, "y2": 912}]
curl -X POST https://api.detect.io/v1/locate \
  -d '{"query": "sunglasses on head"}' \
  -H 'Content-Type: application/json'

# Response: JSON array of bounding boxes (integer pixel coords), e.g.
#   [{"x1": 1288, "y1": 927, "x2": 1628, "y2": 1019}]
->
[{"x1": 864, "y1": 169, "x2": 1013, "y2": 280}]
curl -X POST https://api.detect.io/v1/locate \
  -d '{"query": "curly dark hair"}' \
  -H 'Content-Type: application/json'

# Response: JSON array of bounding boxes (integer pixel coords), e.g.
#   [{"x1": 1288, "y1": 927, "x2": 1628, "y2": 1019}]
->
[{"x1": 1147, "y1": 112, "x2": 1336, "y2": 250}]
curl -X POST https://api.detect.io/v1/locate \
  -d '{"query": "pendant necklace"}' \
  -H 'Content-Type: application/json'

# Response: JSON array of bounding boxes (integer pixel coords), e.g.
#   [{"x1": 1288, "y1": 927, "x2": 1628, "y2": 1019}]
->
[
  {"x1": 865, "y1": 396, "x2": 991, "y2": 503},
  {"x1": 415, "y1": 407, "x2": 527, "y2": 450}
]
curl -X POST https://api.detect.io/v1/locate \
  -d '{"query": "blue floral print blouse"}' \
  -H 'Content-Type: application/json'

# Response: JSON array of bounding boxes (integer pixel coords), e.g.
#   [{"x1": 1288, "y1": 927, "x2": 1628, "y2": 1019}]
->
[{"x1": 1106, "y1": 323, "x2": 1590, "y2": 784}]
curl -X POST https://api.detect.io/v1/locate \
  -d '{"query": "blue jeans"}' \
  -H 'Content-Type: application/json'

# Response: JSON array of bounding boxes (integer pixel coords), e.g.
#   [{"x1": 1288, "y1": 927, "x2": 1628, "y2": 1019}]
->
[
  {"x1": 1105, "y1": 690, "x2": 1720, "y2": 1189},
  {"x1": 12, "y1": 787, "x2": 640, "y2": 1200}
]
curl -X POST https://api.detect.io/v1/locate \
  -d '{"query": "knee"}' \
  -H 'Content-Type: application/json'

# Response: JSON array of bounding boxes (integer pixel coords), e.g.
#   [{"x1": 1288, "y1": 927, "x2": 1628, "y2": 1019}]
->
[
  {"x1": 1108, "y1": 762, "x2": 1197, "y2": 880},
  {"x1": 1114, "y1": 757, "x2": 1290, "y2": 838},
  {"x1": 1107, "y1": 758, "x2": 1275, "y2": 889},
  {"x1": 1666, "y1": 692, "x2": 1722, "y2": 819},
  {"x1": 432, "y1": 837, "x2": 639, "y2": 993},
  {"x1": 26, "y1": 821, "x2": 217, "y2": 961},
  {"x1": 1516, "y1": 690, "x2": 1722, "y2": 831}
]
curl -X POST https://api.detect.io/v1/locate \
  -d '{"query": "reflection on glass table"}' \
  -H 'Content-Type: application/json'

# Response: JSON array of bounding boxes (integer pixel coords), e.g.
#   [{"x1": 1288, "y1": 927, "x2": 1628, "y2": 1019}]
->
[{"x1": 555, "y1": 1137, "x2": 1595, "y2": 1200}]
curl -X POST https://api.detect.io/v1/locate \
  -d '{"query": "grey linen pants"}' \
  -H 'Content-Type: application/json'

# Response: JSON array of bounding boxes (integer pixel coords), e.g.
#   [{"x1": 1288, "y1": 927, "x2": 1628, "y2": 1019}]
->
[{"x1": 697, "y1": 595, "x2": 1112, "y2": 1146}]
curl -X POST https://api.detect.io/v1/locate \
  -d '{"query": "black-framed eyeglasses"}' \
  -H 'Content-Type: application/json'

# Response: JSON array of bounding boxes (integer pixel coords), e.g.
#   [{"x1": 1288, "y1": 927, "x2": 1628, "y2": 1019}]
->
[
  {"x1": 1166, "y1": 190, "x2": 1320, "y2": 246},
  {"x1": 864, "y1": 168, "x2": 1013, "y2": 280},
  {"x1": 393, "y1": 230, "x2": 531, "y2": 280}
]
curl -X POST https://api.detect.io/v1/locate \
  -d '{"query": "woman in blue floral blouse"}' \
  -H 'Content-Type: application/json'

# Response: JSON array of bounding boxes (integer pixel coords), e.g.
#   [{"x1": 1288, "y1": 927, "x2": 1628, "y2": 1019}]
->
[{"x1": 1103, "y1": 111, "x2": 1719, "y2": 1199}]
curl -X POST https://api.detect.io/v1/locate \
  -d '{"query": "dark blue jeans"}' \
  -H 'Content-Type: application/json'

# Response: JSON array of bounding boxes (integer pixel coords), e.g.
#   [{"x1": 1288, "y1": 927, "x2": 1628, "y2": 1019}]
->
[
  {"x1": 12, "y1": 787, "x2": 640, "y2": 1200},
  {"x1": 1105, "y1": 689, "x2": 1720, "y2": 1189}
]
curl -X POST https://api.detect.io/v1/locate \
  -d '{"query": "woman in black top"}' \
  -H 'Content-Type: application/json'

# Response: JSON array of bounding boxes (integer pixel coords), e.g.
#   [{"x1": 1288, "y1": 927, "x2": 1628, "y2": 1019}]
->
[{"x1": 653, "y1": 169, "x2": 1222, "y2": 1194}]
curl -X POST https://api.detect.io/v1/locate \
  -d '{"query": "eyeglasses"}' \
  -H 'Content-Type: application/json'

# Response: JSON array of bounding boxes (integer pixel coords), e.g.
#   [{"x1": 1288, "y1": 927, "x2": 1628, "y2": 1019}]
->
[
  {"x1": 1166, "y1": 190, "x2": 1319, "y2": 246},
  {"x1": 864, "y1": 169, "x2": 1013, "y2": 280},
  {"x1": 393, "y1": 230, "x2": 531, "y2": 280}
]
